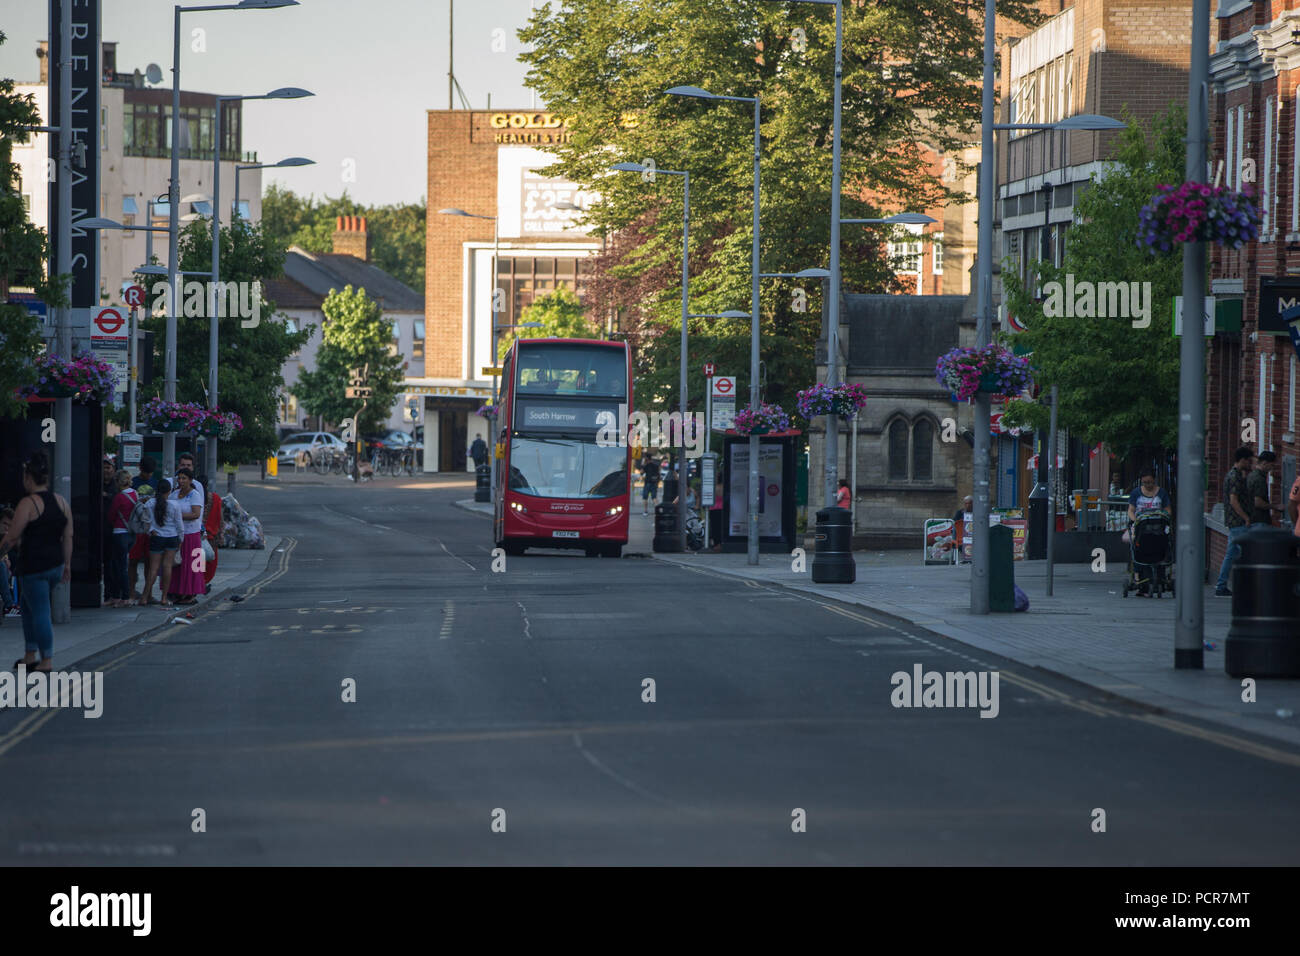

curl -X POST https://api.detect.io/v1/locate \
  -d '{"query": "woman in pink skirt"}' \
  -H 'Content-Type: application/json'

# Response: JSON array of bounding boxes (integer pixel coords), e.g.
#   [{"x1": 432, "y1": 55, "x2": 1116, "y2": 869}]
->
[{"x1": 167, "y1": 468, "x2": 205, "y2": 606}]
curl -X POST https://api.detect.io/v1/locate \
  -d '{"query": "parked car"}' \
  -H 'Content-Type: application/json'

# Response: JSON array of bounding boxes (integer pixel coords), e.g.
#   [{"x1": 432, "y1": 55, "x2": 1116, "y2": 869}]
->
[
  {"x1": 362, "y1": 430, "x2": 415, "y2": 455},
  {"x1": 277, "y1": 431, "x2": 346, "y2": 465}
]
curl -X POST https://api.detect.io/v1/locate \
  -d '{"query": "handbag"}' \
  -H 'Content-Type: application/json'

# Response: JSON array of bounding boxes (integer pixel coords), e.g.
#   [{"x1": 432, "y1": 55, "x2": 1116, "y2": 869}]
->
[{"x1": 201, "y1": 537, "x2": 215, "y2": 563}]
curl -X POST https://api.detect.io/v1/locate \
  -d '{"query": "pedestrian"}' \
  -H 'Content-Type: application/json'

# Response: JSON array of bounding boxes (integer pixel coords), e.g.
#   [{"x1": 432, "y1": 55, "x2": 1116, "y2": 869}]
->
[
  {"x1": 1215, "y1": 446, "x2": 1255, "y2": 597},
  {"x1": 132, "y1": 455, "x2": 157, "y2": 493},
  {"x1": 167, "y1": 468, "x2": 205, "y2": 606},
  {"x1": 1126, "y1": 468, "x2": 1170, "y2": 522},
  {"x1": 0, "y1": 451, "x2": 72, "y2": 672},
  {"x1": 708, "y1": 472, "x2": 724, "y2": 551},
  {"x1": 470, "y1": 434, "x2": 488, "y2": 469},
  {"x1": 197, "y1": 472, "x2": 222, "y2": 592},
  {"x1": 640, "y1": 455, "x2": 661, "y2": 515},
  {"x1": 105, "y1": 469, "x2": 138, "y2": 608},
  {"x1": 1247, "y1": 451, "x2": 1285, "y2": 528},
  {"x1": 953, "y1": 494, "x2": 973, "y2": 523},
  {"x1": 1289, "y1": 471, "x2": 1300, "y2": 541},
  {"x1": 836, "y1": 478, "x2": 851, "y2": 510},
  {"x1": 139, "y1": 478, "x2": 183, "y2": 607},
  {"x1": 101, "y1": 455, "x2": 117, "y2": 600},
  {"x1": 176, "y1": 453, "x2": 204, "y2": 499},
  {"x1": 0, "y1": 507, "x2": 16, "y2": 622}
]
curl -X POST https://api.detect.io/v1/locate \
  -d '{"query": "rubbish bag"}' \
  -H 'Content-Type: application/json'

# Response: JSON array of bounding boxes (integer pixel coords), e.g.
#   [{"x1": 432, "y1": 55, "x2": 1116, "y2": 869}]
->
[{"x1": 1013, "y1": 584, "x2": 1030, "y2": 612}]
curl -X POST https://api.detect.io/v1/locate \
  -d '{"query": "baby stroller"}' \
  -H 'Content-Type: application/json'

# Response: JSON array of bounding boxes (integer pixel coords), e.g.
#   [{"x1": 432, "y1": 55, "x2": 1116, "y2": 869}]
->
[
  {"x1": 685, "y1": 511, "x2": 706, "y2": 552},
  {"x1": 1122, "y1": 508, "x2": 1174, "y2": 598}
]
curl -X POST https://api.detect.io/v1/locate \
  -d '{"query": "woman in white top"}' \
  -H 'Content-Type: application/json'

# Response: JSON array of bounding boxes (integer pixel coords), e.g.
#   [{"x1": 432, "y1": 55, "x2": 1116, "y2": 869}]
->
[
  {"x1": 167, "y1": 468, "x2": 206, "y2": 604},
  {"x1": 139, "y1": 477, "x2": 185, "y2": 607}
]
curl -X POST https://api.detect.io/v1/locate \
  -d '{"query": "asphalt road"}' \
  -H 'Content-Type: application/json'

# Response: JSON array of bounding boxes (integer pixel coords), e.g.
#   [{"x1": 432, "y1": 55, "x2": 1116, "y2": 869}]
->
[{"x1": 2, "y1": 474, "x2": 1299, "y2": 865}]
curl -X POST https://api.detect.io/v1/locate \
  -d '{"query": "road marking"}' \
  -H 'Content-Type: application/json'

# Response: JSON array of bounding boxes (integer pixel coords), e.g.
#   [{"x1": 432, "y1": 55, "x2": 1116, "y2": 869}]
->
[
  {"x1": 322, "y1": 504, "x2": 393, "y2": 532},
  {"x1": 517, "y1": 601, "x2": 532, "y2": 640},
  {"x1": 572, "y1": 732, "x2": 706, "y2": 814},
  {"x1": 18, "y1": 842, "x2": 177, "y2": 858},
  {"x1": 441, "y1": 600, "x2": 455, "y2": 640}
]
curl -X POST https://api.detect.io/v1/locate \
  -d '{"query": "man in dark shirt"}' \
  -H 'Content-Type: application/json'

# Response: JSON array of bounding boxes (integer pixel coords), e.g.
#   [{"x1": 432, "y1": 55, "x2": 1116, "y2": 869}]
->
[
  {"x1": 1248, "y1": 451, "x2": 1285, "y2": 527},
  {"x1": 131, "y1": 456, "x2": 157, "y2": 493},
  {"x1": 1215, "y1": 446, "x2": 1254, "y2": 596},
  {"x1": 469, "y1": 434, "x2": 488, "y2": 469}
]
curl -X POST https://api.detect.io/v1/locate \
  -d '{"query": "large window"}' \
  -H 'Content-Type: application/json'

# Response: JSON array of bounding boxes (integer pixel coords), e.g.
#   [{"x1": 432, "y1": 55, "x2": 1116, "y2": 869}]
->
[
  {"x1": 1010, "y1": 54, "x2": 1073, "y2": 138},
  {"x1": 495, "y1": 255, "x2": 592, "y2": 331},
  {"x1": 888, "y1": 416, "x2": 936, "y2": 483},
  {"x1": 516, "y1": 344, "x2": 625, "y2": 398},
  {"x1": 508, "y1": 437, "x2": 628, "y2": 499},
  {"x1": 123, "y1": 99, "x2": 242, "y2": 160}
]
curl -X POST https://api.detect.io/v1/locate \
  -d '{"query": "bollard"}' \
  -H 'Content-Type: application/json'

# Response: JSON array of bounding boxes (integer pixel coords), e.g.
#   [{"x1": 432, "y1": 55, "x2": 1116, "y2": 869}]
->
[
  {"x1": 989, "y1": 523, "x2": 1015, "y2": 612},
  {"x1": 811, "y1": 507, "x2": 855, "y2": 583},
  {"x1": 653, "y1": 503, "x2": 682, "y2": 553},
  {"x1": 1224, "y1": 526, "x2": 1300, "y2": 678},
  {"x1": 474, "y1": 464, "x2": 491, "y2": 503}
]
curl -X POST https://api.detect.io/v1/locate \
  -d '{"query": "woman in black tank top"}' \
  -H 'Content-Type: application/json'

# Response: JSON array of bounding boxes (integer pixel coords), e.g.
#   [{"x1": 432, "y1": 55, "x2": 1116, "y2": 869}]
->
[{"x1": 0, "y1": 451, "x2": 72, "y2": 672}]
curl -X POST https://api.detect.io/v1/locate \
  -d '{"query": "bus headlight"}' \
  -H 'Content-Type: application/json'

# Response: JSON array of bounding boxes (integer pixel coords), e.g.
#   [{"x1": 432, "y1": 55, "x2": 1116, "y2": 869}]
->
[
  {"x1": 604, "y1": 505, "x2": 624, "y2": 517},
  {"x1": 510, "y1": 501, "x2": 527, "y2": 514}
]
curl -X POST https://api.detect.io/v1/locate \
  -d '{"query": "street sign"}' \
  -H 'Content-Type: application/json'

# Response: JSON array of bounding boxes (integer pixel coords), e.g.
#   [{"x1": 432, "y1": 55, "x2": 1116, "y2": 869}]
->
[
  {"x1": 91, "y1": 307, "x2": 128, "y2": 401},
  {"x1": 1172, "y1": 295, "x2": 1215, "y2": 337},
  {"x1": 124, "y1": 284, "x2": 146, "y2": 308},
  {"x1": 345, "y1": 387, "x2": 372, "y2": 399},
  {"x1": 702, "y1": 362, "x2": 715, "y2": 377},
  {"x1": 711, "y1": 376, "x2": 735, "y2": 398},
  {"x1": 482, "y1": 366, "x2": 503, "y2": 377},
  {"x1": 711, "y1": 375, "x2": 736, "y2": 430}
]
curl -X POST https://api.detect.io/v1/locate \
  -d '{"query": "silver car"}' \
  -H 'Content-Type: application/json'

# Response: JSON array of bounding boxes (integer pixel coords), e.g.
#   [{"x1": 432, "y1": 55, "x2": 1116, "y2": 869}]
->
[{"x1": 277, "y1": 431, "x2": 346, "y2": 466}]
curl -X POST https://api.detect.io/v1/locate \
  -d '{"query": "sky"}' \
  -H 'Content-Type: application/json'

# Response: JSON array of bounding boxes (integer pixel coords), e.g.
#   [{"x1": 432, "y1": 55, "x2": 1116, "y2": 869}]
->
[{"x1": 0, "y1": 0, "x2": 539, "y2": 207}]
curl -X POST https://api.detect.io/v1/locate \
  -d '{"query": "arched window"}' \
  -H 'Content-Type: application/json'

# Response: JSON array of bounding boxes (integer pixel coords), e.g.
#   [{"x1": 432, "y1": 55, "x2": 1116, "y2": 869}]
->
[
  {"x1": 888, "y1": 419, "x2": 909, "y2": 481},
  {"x1": 912, "y1": 419, "x2": 934, "y2": 481}
]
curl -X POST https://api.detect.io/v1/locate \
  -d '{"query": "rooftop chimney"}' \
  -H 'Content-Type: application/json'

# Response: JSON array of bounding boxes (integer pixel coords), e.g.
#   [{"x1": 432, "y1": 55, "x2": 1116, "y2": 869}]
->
[{"x1": 332, "y1": 215, "x2": 369, "y2": 261}]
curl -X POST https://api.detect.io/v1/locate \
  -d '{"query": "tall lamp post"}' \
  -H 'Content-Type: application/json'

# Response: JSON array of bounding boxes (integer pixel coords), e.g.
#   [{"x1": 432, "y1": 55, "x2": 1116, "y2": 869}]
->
[
  {"x1": 232, "y1": 156, "x2": 315, "y2": 221},
  {"x1": 438, "y1": 208, "x2": 500, "y2": 494},
  {"x1": 968, "y1": 110, "x2": 1125, "y2": 612},
  {"x1": 612, "y1": 161, "x2": 692, "y2": 552},
  {"x1": 666, "y1": 85, "x2": 763, "y2": 565},
  {"x1": 163, "y1": 0, "x2": 299, "y2": 478},
  {"x1": 208, "y1": 87, "x2": 312, "y2": 478}
]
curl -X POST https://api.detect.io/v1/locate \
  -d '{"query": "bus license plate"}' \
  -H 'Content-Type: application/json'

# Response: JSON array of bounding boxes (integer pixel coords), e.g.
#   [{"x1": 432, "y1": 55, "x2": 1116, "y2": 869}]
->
[{"x1": 552, "y1": 530, "x2": 580, "y2": 538}]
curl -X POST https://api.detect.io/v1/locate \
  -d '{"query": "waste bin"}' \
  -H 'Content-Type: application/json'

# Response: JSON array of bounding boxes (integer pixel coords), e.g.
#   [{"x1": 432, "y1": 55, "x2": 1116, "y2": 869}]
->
[
  {"x1": 653, "y1": 503, "x2": 681, "y2": 553},
  {"x1": 474, "y1": 464, "x2": 491, "y2": 502},
  {"x1": 989, "y1": 523, "x2": 1015, "y2": 612},
  {"x1": 811, "y1": 507, "x2": 855, "y2": 583},
  {"x1": 1224, "y1": 526, "x2": 1300, "y2": 677}
]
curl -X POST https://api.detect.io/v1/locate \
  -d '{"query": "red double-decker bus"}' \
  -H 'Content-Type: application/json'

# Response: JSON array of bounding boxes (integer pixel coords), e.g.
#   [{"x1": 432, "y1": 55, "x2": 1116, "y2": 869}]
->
[{"x1": 493, "y1": 338, "x2": 632, "y2": 557}]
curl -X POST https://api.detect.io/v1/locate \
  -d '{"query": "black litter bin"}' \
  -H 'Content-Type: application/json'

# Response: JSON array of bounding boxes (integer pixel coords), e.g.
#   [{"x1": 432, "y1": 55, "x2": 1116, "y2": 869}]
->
[
  {"x1": 653, "y1": 504, "x2": 682, "y2": 553},
  {"x1": 989, "y1": 523, "x2": 1015, "y2": 612},
  {"x1": 474, "y1": 464, "x2": 491, "y2": 502},
  {"x1": 811, "y1": 507, "x2": 855, "y2": 583},
  {"x1": 1225, "y1": 526, "x2": 1300, "y2": 678}
]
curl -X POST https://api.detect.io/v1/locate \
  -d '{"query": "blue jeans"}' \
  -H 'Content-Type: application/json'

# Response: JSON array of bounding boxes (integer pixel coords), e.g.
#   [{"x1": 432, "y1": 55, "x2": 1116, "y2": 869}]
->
[
  {"x1": 19, "y1": 565, "x2": 62, "y2": 659},
  {"x1": 107, "y1": 533, "x2": 132, "y2": 601},
  {"x1": 1215, "y1": 524, "x2": 1251, "y2": 590}
]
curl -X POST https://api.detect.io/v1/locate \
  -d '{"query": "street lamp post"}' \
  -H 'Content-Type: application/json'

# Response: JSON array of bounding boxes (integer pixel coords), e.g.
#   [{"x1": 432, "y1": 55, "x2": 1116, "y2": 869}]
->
[
  {"x1": 612, "y1": 162, "x2": 692, "y2": 552},
  {"x1": 208, "y1": 88, "x2": 312, "y2": 478},
  {"x1": 667, "y1": 85, "x2": 763, "y2": 564},
  {"x1": 232, "y1": 156, "x2": 315, "y2": 221},
  {"x1": 438, "y1": 208, "x2": 500, "y2": 496},
  {"x1": 164, "y1": 0, "x2": 299, "y2": 477}
]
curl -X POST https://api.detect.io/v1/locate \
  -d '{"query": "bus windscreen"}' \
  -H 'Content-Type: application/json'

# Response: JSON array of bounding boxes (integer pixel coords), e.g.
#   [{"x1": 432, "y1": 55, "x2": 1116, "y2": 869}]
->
[
  {"x1": 515, "y1": 344, "x2": 628, "y2": 398},
  {"x1": 507, "y1": 437, "x2": 628, "y2": 499}
]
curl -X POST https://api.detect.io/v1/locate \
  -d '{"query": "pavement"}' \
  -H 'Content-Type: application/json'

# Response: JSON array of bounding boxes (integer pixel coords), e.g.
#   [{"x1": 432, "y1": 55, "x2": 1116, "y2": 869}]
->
[{"x1": 456, "y1": 497, "x2": 1300, "y2": 750}]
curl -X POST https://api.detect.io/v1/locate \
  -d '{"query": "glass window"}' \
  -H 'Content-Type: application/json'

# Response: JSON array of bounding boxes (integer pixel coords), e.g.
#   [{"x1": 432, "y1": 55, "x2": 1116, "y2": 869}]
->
[
  {"x1": 888, "y1": 419, "x2": 909, "y2": 481},
  {"x1": 508, "y1": 437, "x2": 628, "y2": 499},
  {"x1": 414, "y1": 319, "x2": 425, "y2": 340},
  {"x1": 912, "y1": 419, "x2": 934, "y2": 481},
  {"x1": 888, "y1": 240, "x2": 922, "y2": 273},
  {"x1": 516, "y1": 344, "x2": 625, "y2": 397},
  {"x1": 932, "y1": 234, "x2": 944, "y2": 274}
]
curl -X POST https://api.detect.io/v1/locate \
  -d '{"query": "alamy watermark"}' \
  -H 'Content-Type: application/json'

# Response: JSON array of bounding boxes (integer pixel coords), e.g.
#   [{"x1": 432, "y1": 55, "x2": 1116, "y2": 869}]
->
[
  {"x1": 595, "y1": 404, "x2": 706, "y2": 458},
  {"x1": 1041, "y1": 275, "x2": 1152, "y2": 328},
  {"x1": 149, "y1": 280, "x2": 261, "y2": 328},
  {"x1": 890, "y1": 664, "x2": 999, "y2": 718},
  {"x1": 1, "y1": 668, "x2": 103, "y2": 718}
]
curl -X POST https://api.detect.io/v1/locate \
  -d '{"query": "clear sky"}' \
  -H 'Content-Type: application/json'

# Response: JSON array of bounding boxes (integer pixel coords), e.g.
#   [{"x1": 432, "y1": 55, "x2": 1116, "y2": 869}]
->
[{"x1": 0, "y1": 0, "x2": 539, "y2": 206}]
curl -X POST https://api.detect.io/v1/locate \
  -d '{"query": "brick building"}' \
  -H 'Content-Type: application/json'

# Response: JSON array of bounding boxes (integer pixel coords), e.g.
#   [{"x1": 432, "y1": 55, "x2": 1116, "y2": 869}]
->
[
  {"x1": 1206, "y1": 0, "x2": 1300, "y2": 571},
  {"x1": 422, "y1": 110, "x2": 602, "y2": 471}
]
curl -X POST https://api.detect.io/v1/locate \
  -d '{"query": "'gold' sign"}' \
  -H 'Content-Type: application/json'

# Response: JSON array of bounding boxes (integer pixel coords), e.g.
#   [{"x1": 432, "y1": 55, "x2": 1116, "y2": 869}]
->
[{"x1": 490, "y1": 113, "x2": 573, "y2": 130}]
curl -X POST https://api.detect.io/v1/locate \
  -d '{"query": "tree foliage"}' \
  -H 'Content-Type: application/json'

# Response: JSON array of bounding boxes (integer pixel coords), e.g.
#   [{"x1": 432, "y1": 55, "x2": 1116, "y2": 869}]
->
[
  {"x1": 518, "y1": 0, "x2": 1042, "y2": 416},
  {"x1": 293, "y1": 285, "x2": 405, "y2": 435},
  {"x1": 1000, "y1": 106, "x2": 1186, "y2": 460},
  {"x1": 0, "y1": 30, "x2": 55, "y2": 419},
  {"x1": 497, "y1": 286, "x2": 599, "y2": 361},
  {"x1": 260, "y1": 184, "x2": 426, "y2": 292},
  {"x1": 130, "y1": 216, "x2": 310, "y2": 464}
]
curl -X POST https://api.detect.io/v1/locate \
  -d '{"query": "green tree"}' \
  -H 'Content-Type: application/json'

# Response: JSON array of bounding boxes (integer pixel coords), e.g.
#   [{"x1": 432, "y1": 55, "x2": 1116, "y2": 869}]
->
[
  {"x1": 518, "y1": 0, "x2": 1042, "y2": 417},
  {"x1": 260, "y1": 185, "x2": 426, "y2": 291},
  {"x1": 294, "y1": 285, "x2": 405, "y2": 434},
  {"x1": 1001, "y1": 106, "x2": 1186, "y2": 461},
  {"x1": 497, "y1": 286, "x2": 599, "y2": 361},
  {"x1": 130, "y1": 215, "x2": 310, "y2": 464},
  {"x1": 0, "y1": 31, "x2": 55, "y2": 419}
]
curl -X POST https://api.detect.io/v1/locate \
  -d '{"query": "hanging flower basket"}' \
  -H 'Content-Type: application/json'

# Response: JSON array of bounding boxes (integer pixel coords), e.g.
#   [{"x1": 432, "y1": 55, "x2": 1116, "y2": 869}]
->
[
  {"x1": 17, "y1": 352, "x2": 117, "y2": 404},
  {"x1": 935, "y1": 344, "x2": 1033, "y2": 403},
  {"x1": 733, "y1": 403, "x2": 790, "y2": 436},
  {"x1": 142, "y1": 397, "x2": 208, "y2": 433},
  {"x1": 796, "y1": 382, "x2": 869, "y2": 420},
  {"x1": 214, "y1": 410, "x2": 243, "y2": 441},
  {"x1": 477, "y1": 403, "x2": 497, "y2": 419},
  {"x1": 1137, "y1": 182, "x2": 1261, "y2": 253}
]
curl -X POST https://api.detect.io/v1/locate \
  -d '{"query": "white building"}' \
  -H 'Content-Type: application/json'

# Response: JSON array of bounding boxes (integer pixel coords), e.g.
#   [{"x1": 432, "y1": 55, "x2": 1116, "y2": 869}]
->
[{"x1": 12, "y1": 41, "x2": 264, "y2": 308}]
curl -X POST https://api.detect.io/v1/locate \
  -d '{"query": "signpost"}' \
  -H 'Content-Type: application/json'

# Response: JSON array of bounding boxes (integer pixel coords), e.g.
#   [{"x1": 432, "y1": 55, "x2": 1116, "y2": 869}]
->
[
  {"x1": 91, "y1": 306, "x2": 128, "y2": 405},
  {"x1": 711, "y1": 375, "x2": 736, "y2": 432}
]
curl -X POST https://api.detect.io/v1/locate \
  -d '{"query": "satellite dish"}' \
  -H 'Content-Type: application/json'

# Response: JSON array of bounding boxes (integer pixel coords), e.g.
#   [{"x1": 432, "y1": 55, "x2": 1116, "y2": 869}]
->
[{"x1": 145, "y1": 63, "x2": 163, "y2": 85}]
